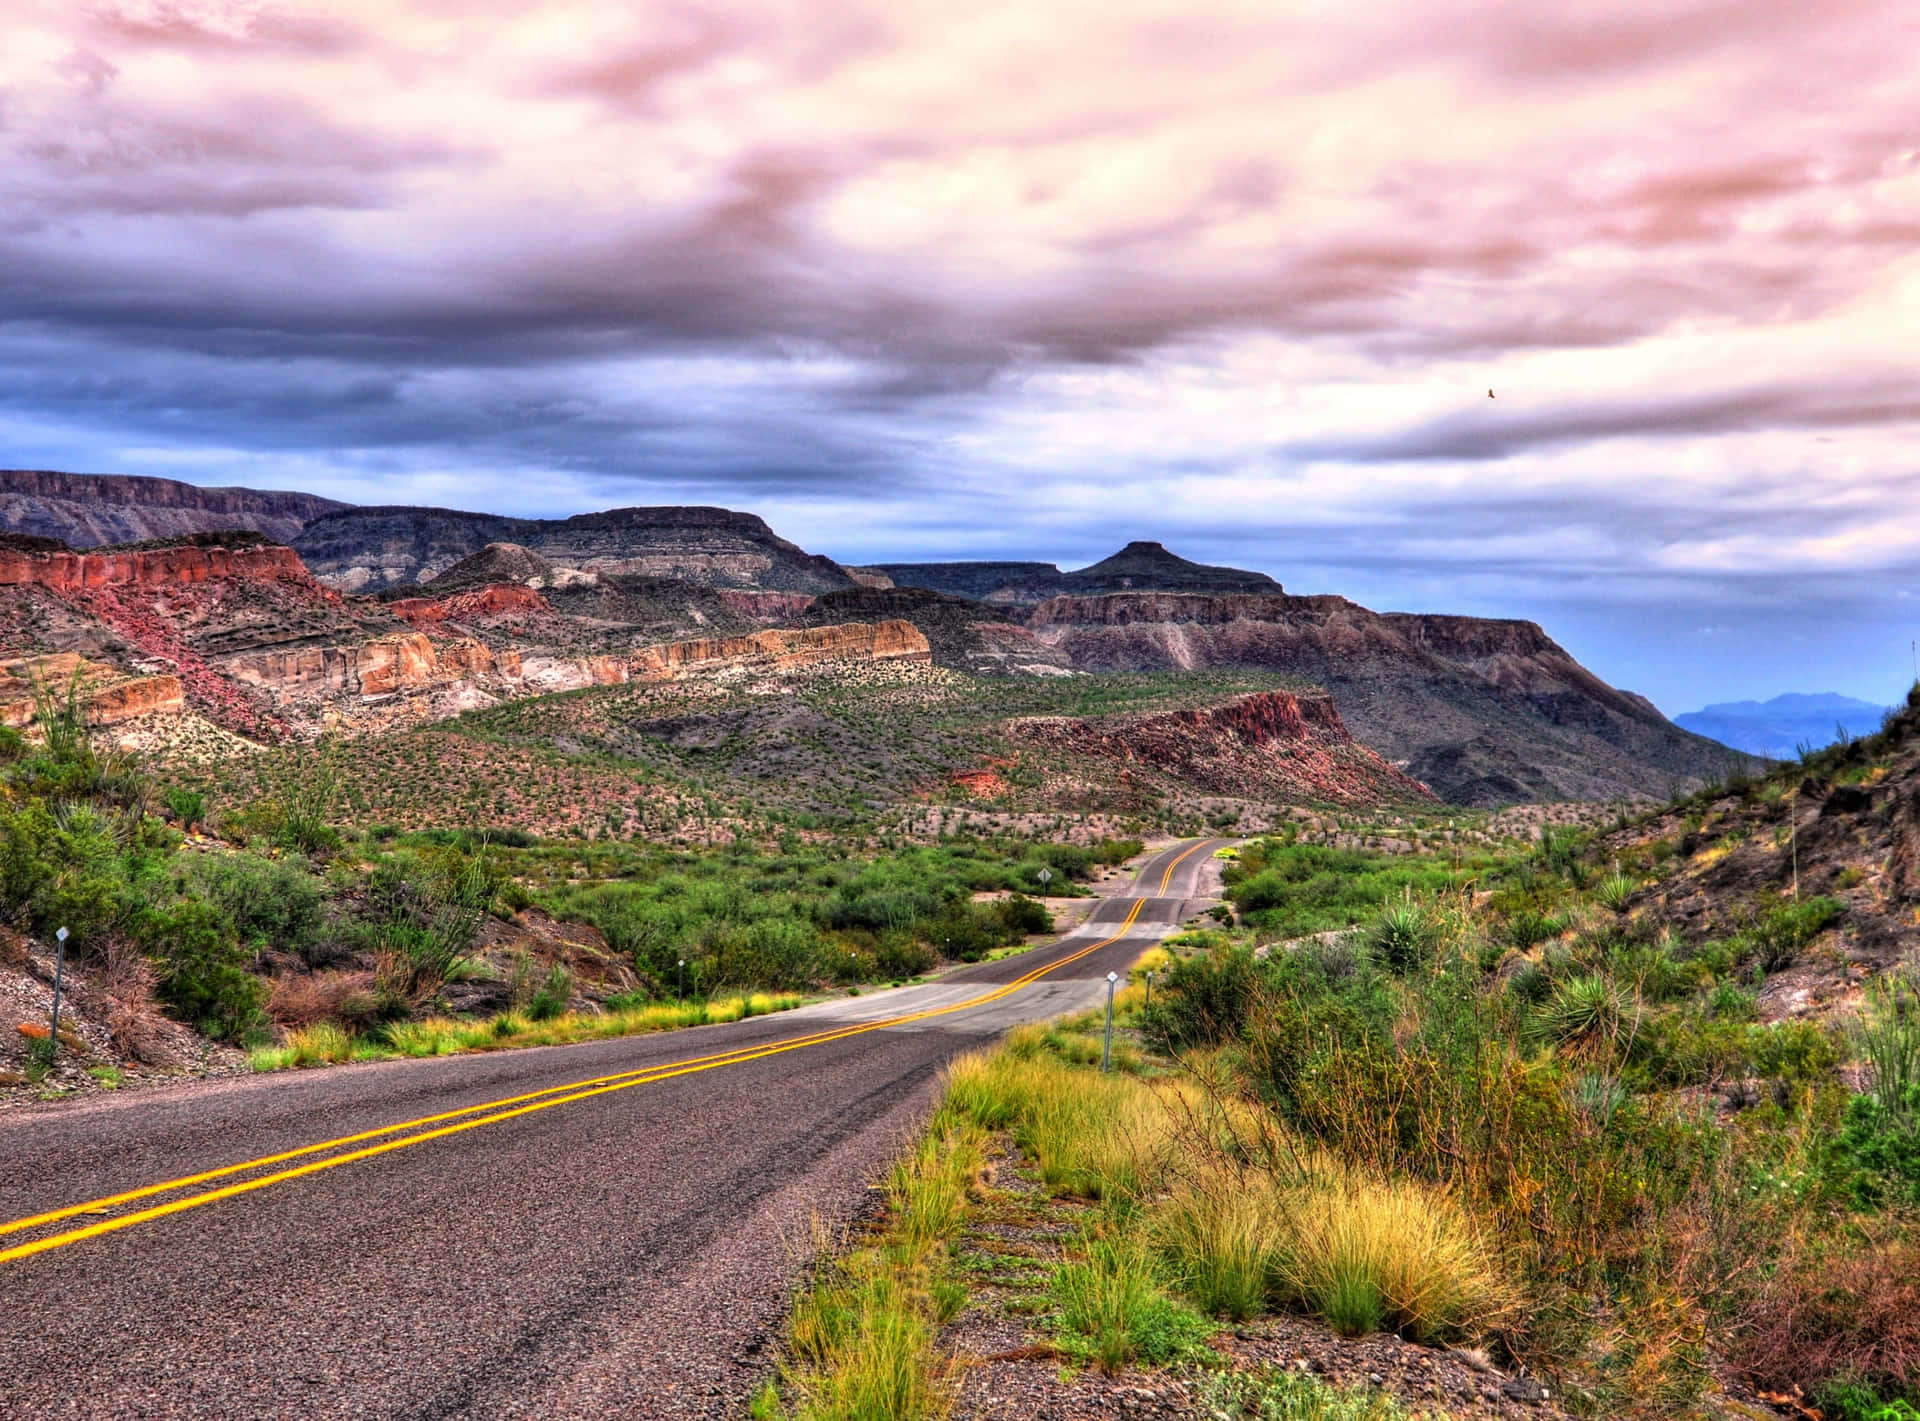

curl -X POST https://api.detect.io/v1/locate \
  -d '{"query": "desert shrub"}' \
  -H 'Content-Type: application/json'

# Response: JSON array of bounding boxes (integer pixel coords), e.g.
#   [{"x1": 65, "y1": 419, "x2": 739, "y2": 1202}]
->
[
  {"x1": 526, "y1": 964, "x2": 573, "y2": 1021},
  {"x1": 141, "y1": 900, "x2": 266, "y2": 1043},
  {"x1": 994, "y1": 892, "x2": 1054, "y2": 937},
  {"x1": 1201, "y1": 1367, "x2": 1412, "y2": 1421},
  {"x1": 360, "y1": 845, "x2": 499, "y2": 999},
  {"x1": 183, "y1": 852, "x2": 324, "y2": 962},
  {"x1": 1731, "y1": 1235, "x2": 1920, "y2": 1406},
  {"x1": 1531, "y1": 974, "x2": 1640, "y2": 1053},
  {"x1": 1143, "y1": 946, "x2": 1261, "y2": 1052},
  {"x1": 1859, "y1": 968, "x2": 1920, "y2": 1134},
  {"x1": 162, "y1": 786, "x2": 207, "y2": 830},
  {"x1": 1504, "y1": 907, "x2": 1559, "y2": 951},
  {"x1": 1747, "y1": 896, "x2": 1846, "y2": 973},
  {"x1": 1594, "y1": 875, "x2": 1637, "y2": 912}
]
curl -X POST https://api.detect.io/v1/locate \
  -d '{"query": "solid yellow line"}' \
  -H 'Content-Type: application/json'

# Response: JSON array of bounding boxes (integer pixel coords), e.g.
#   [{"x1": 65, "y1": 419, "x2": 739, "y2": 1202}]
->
[{"x1": 0, "y1": 880, "x2": 1171, "y2": 1265}]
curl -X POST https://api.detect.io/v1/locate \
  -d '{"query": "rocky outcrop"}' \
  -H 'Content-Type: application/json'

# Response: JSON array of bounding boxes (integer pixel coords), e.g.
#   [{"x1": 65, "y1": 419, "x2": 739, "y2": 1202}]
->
[
  {"x1": 0, "y1": 470, "x2": 346, "y2": 549},
  {"x1": 0, "y1": 655, "x2": 184, "y2": 728},
  {"x1": 628, "y1": 620, "x2": 930, "y2": 680},
  {"x1": 0, "y1": 539, "x2": 320, "y2": 595},
  {"x1": 228, "y1": 633, "x2": 522, "y2": 701},
  {"x1": 1010, "y1": 689, "x2": 1431, "y2": 807},
  {"x1": 295, "y1": 504, "x2": 859, "y2": 594},
  {"x1": 717, "y1": 590, "x2": 817, "y2": 622},
  {"x1": 800, "y1": 586, "x2": 1073, "y2": 675},
  {"x1": 1024, "y1": 592, "x2": 1738, "y2": 806}
]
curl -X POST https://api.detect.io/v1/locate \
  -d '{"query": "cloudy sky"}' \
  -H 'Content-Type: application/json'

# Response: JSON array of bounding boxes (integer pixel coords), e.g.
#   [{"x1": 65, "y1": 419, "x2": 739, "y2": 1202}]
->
[{"x1": 5, "y1": 0, "x2": 1920, "y2": 712}]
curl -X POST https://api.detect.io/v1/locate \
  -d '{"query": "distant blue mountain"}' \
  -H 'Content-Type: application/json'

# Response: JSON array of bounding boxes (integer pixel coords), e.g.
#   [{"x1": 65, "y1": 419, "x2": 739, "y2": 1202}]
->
[{"x1": 1675, "y1": 693, "x2": 1896, "y2": 760}]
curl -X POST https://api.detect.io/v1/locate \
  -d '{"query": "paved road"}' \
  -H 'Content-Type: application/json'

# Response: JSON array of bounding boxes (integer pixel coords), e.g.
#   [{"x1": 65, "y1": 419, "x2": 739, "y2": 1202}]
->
[{"x1": 0, "y1": 839, "x2": 1228, "y2": 1419}]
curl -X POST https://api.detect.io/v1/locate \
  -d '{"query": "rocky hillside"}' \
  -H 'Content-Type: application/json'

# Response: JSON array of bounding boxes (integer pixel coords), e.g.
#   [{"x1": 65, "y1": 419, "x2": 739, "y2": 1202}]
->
[
  {"x1": 294, "y1": 505, "x2": 857, "y2": 594},
  {"x1": 873, "y1": 540, "x2": 1283, "y2": 602},
  {"x1": 798, "y1": 587, "x2": 1072, "y2": 675},
  {"x1": 1, "y1": 470, "x2": 345, "y2": 547},
  {"x1": 1598, "y1": 686, "x2": 1920, "y2": 1024},
  {"x1": 1009, "y1": 688, "x2": 1433, "y2": 806},
  {"x1": 1022, "y1": 591, "x2": 1737, "y2": 806}
]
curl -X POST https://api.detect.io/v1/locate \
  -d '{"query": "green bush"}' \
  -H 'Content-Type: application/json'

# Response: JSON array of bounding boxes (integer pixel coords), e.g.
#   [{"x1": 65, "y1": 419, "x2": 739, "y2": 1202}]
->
[
  {"x1": 183, "y1": 852, "x2": 325, "y2": 963},
  {"x1": 1143, "y1": 947, "x2": 1260, "y2": 1052},
  {"x1": 1747, "y1": 896, "x2": 1845, "y2": 973},
  {"x1": 142, "y1": 900, "x2": 267, "y2": 1042},
  {"x1": 526, "y1": 964, "x2": 573, "y2": 1021}
]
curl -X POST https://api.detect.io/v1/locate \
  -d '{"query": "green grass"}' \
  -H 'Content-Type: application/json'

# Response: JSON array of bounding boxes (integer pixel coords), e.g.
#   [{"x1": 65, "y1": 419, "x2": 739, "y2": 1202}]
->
[
  {"x1": 1200, "y1": 1367, "x2": 1415, "y2": 1421},
  {"x1": 249, "y1": 993, "x2": 804, "y2": 1071},
  {"x1": 777, "y1": 1113, "x2": 985, "y2": 1420},
  {"x1": 1050, "y1": 1230, "x2": 1215, "y2": 1371}
]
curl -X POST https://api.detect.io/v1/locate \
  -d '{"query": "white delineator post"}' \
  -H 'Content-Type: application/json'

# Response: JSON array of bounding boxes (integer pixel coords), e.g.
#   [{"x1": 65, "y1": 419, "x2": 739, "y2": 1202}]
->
[
  {"x1": 48, "y1": 926, "x2": 69, "y2": 1055},
  {"x1": 1102, "y1": 970, "x2": 1118, "y2": 1072}
]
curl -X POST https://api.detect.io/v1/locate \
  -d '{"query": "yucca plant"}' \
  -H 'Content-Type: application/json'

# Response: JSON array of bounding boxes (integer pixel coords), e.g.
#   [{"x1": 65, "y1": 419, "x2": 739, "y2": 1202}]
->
[
  {"x1": 1532, "y1": 973, "x2": 1640, "y2": 1053},
  {"x1": 1368, "y1": 898, "x2": 1437, "y2": 974},
  {"x1": 1594, "y1": 875, "x2": 1637, "y2": 913}
]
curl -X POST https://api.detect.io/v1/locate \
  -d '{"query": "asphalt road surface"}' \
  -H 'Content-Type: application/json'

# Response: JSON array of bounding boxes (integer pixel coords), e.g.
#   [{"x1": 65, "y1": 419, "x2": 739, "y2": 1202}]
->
[{"x1": 0, "y1": 838, "x2": 1228, "y2": 1419}]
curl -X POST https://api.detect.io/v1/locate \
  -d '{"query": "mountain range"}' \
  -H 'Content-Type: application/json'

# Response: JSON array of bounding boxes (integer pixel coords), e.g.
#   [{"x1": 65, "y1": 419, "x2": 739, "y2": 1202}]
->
[
  {"x1": 0, "y1": 470, "x2": 1746, "y2": 805},
  {"x1": 1675, "y1": 692, "x2": 1897, "y2": 759}
]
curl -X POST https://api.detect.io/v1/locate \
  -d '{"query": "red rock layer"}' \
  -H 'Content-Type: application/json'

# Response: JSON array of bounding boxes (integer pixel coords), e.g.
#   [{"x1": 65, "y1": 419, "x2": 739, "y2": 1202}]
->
[
  {"x1": 1009, "y1": 689, "x2": 1433, "y2": 807},
  {"x1": 386, "y1": 583, "x2": 550, "y2": 626},
  {"x1": 0, "y1": 542, "x2": 322, "y2": 595}
]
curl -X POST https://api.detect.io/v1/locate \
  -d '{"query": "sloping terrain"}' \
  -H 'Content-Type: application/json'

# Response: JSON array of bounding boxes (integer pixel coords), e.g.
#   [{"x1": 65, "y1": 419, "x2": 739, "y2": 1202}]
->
[
  {"x1": 1024, "y1": 591, "x2": 1739, "y2": 805},
  {"x1": 798, "y1": 586, "x2": 1072, "y2": 675},
  {"x1": 294, "y1": 504, "x2": 857, "y2": 593},
  {"x1": 1008, "y1": 688, "x2": 1433, "y2": 806},
  {"x1": 1601, "y1": 686, "x2": 1920, "y2": 1022},
  {"x1": 1, "y1": 470, "x2": 345, "y2": 548}
]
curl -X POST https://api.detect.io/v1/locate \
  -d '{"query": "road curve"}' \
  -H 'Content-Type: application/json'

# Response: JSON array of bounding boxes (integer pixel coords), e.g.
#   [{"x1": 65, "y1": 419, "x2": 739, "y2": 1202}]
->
[{"x1": 0, "y1": 839, "x2": 1229, "y2": 1419}]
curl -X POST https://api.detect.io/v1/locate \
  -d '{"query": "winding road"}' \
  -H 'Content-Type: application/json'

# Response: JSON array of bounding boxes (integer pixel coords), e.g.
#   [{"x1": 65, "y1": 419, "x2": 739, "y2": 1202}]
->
[{"x1": 0, "y1": 838, "x2": 1227, "y2": 1419}]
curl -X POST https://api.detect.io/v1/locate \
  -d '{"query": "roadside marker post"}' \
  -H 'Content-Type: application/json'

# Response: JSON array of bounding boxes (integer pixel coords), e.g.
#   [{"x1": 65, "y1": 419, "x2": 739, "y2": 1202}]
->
[
  {"x1": 677, "y1": 959, "x2": 687, "y2": 1003},
  {"x1": 1102, "y1": 970, "x2": 1117, "y2": 1072},
  {"x1": 48, "y1": 927, "x2": 69, "y2": 1057}
]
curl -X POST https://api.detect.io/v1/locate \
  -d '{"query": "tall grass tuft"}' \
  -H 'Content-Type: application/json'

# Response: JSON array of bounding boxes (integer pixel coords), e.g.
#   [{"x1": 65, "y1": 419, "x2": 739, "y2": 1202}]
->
[{"x1": 1268, "y1": 1154, "x2": 1514, "y2": 1343}]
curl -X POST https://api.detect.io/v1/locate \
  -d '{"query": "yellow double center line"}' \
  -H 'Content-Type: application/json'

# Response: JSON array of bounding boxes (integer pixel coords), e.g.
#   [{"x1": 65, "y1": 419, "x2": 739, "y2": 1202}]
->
[{"x1": 1, "y1": 842, "x2": 1210, "y2": 1266}]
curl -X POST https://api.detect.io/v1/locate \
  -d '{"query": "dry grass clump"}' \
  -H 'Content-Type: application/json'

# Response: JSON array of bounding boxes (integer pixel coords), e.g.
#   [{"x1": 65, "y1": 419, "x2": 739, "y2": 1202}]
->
[
  {"x1": 943, "y1": 1039, "x2": 1513, "y2": 1348},
  {"x1": 1265, "y1": 1153, "x2": 1515, "y2": 1342}
]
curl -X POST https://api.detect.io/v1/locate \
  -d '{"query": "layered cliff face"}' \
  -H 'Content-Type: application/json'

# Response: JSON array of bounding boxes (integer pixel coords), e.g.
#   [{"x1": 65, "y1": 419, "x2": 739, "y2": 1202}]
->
[
  {"x1": 294, "y1": 505, "x2": 858, "y2": 594},
  {"x1": 0, "y1": 655, "x2": 184, "y2": 729},
  {"x1": 799, "y1": 587, "x2": 1072, "y2": 675},
  {"x1": 627, "y1": 620, "x2": 929, "y2": 680},
  {"x1": 1, "y1": 471, "x2": 345, "y2": 548},
  {"x1": 0, "y1": 537, "x2": 315, "y2": 593},
  {"x1": 1025, "y1": 592, "x2": 1738, "y2": 805},
  {"x1": 228, "y1": 633, "x2": 522, "y2": 700},
  {"x1": 1010, "y1": 689, "x2": 1432, "y2": 806}
]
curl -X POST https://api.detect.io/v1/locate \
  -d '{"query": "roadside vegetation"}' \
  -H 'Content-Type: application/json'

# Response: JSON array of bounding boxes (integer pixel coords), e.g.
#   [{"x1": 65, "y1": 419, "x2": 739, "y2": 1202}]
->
[
  {"x1": 774, "y1": 795, "x2": 1920, "y2": 1419},
  {"x1": 2, "y1": 684, "x2": 1146, "y2": 1089}
]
